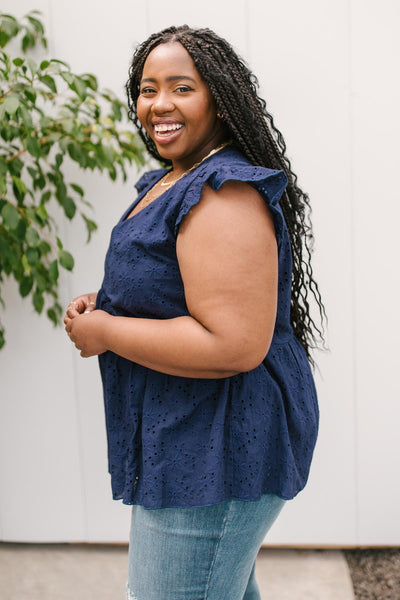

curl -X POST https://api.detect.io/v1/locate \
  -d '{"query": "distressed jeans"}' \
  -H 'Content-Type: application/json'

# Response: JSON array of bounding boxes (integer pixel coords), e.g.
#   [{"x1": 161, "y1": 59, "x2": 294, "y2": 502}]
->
[{"x1": 126, "y1": 494, "x2": 285, "y2": 600}]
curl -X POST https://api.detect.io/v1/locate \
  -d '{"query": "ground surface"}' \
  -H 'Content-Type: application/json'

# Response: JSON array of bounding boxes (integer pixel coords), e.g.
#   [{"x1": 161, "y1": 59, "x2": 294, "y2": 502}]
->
[
  {"x1": 0, "y1": 544, "x2": 355, "y2": 599},
  {"x1": 344, "y1": 549, "x2": 400, "y2": 600}
]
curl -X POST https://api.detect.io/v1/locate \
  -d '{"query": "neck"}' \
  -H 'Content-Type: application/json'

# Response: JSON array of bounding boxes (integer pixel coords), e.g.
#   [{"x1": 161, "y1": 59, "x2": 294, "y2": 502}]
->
[
  {"x1": 161, "y1": 141, "x2": 231, "y2": 188},
  {"x1": 171, "y1": 135, "x2": 229, "y2": 175}
]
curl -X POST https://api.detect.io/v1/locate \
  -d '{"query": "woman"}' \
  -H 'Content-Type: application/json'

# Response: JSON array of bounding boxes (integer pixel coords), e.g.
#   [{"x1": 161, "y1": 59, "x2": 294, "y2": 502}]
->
[{"x1": 65, "y1": 25, "x2": 325, "y2": 600}]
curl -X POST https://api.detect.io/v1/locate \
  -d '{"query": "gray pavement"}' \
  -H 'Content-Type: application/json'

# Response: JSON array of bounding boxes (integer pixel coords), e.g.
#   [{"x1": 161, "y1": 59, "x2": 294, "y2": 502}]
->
[{"x1": 0, "y1": 543, "x2": 355, "y2": 599}]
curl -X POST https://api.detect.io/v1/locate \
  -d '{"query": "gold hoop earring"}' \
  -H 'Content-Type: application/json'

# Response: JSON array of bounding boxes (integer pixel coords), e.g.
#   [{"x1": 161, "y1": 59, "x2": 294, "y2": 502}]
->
[{"x1": 217, "y1": 111, "x2": 224, "y2": 120}]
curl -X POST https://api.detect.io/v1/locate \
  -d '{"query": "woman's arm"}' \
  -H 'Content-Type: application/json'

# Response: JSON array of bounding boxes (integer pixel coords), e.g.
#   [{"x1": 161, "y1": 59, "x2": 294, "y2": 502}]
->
[{"x1": 64, "y1": 181, "x2": 278, "y2": 378}]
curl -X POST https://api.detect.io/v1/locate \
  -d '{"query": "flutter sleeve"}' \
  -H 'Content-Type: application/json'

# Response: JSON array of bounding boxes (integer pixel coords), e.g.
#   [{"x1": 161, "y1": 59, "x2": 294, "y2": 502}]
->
[{"x1": 174, "y1": 162, "x2": 288, "y2": 245}]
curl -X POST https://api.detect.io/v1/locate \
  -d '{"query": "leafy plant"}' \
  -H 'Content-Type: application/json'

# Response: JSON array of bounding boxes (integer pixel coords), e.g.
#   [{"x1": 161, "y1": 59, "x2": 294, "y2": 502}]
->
[{"x1": 0, "y1": 11, "x2": 147, "y2": 348}]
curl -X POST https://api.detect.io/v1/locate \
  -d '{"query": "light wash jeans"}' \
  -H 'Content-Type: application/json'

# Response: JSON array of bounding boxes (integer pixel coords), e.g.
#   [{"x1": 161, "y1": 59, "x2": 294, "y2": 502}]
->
[{"x1": 126, "y1": 494, "x2": 285, "y2": 600}]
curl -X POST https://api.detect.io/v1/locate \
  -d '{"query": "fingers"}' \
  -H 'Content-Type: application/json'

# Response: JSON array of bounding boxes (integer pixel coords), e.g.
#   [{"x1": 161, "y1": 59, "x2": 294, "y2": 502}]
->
[
  {"x1": 84, "y1": 300, "x2": 96, "y2": 314},
  {"x1": 65, "y1": 300, "x2": 81, "y2": 319},
  {"x1": 64, "y1": 316, "x2": 72, "y2": 340},
  {"x1": 65, "y1": 296, "x2": 96, "y2": 317}
]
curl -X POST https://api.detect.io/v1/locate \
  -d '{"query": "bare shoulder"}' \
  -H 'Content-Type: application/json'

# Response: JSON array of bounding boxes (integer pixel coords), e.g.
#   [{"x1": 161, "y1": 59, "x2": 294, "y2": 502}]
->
[{"x1": 179, "y1": 180, "x2": 275, "y2": 236}]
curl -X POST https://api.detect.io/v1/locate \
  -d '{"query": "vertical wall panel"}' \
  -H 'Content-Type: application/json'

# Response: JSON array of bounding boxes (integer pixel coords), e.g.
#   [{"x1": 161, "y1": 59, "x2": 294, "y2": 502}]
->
[
  {"x1": 248, "y1": 0, "x2": 357, "y2": 545},
  {"x1": 0, "y1": 0, "x2": 86, "y2": 543},
  {"x1": 50, "y1": 0, "x2": 149, "y2": 542},
  {"x1": 0, "y1": 282, "x2": 86, "y2": 542},
  {"x1": 351, "y1": 0, "x2": 400, "y2": 545},
  {"x1": 147, "y1": 0, "x2": 248, "y2": 58}
]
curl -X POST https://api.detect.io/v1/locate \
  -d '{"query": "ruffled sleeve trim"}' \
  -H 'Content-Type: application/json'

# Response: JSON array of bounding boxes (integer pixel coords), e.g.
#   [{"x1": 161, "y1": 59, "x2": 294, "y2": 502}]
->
[
  {"x1": 174, "y1": 157, "x2": 288, "y2": 244},
  {"x1": 209, "y1": 164, "x2": 287, "y2": 206}
]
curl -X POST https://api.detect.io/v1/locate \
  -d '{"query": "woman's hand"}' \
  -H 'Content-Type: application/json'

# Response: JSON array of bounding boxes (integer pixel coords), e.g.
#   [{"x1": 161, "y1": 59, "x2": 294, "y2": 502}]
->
[
  {"x1": 64, "y1": 292, "x2": 98, "y2": 320},
  {"x1": 64, "y1": 309, "x2": 111, "y2": 357}
]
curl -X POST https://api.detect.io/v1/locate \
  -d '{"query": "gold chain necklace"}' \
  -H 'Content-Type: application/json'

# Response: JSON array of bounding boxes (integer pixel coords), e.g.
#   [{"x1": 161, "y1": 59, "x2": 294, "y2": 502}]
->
[
  {"x1": 160, "y1": 141, "x2": 231, "y2": 188},
  {"x1": 128, "y1": 141, "x2": 231, "y2": 217}
]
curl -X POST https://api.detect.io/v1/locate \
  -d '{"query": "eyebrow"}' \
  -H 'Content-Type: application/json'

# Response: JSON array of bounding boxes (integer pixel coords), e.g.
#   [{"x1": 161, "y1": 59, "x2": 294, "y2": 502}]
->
[{"x1": 140, "y1": 75, "x2": 197, "y2": 84}]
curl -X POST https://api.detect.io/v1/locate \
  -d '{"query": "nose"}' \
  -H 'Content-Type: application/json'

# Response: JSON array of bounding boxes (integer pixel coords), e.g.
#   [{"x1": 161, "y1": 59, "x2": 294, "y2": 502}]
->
[{"x1": 152, "y1": 91, "x2": 174, "y2": 114}]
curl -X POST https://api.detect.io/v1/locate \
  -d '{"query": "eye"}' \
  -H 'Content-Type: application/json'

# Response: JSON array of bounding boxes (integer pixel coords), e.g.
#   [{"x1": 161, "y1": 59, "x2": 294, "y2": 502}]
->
[
  {"x1": 175, "y1": 86, "x2": 193, "y2": 93},
  {"x1": 140, "y1": 87, "x2": 156, "y2": 95}
]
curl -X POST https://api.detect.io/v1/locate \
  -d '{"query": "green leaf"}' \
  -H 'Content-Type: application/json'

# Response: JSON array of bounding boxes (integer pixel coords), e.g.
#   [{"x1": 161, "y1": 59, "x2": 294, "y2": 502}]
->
[
  {"x1": 7, "y1": 157, "x2": 23, "y2": 177},
  {"x1": 55, "y1": 179, "x2": 67, "y2": 203},
  {"x1": 26, "y1": 226, "x2": 40, "y2": 247},
  {"x1": 1, "y1": 124, "x2": 18, "y2": 142},
  {"x1": 24, "y1": 87, "x2": 36, "y2": 103},
  {"x1": 0, "y1": 31, "x2": 10, "y2": 49},
  {"x1": 22, "y1": 33, "x2": 36, "y2": 53},
  {"x1": 41, "y1": 191, "x2": 51, "y2": 204},
  {"x1": 35, "y1": 271, "x2": 48, "y2": 292},
  {"x1": 13, "y1": 257, "x2": 26, "y2": 281},
  {"x1": 26, "y1": 136, "x2": 41, "y2": 158},
  {"x1": 3, "y1": 95, "x2": 20, "y2": 115},
  {"x1": 26, "y1": 15, "x2": 45, "y2": 36},
  {"x1": 11, "y1": 176, "x2": 27, "y2": 201},
  {"x1": 61, "y1": 71, "x2": 73, "y2": 86},
  {"x1": 38, "y1": 240, "x2": 51, "y2": 254},
  {"x1": 39, "y1": 115, "x2": 52, "y2": 129},
  {"x1": 35, "y1": 172, "x2": 46, "y2": 190},
  {"x1": 67, "y1": 141, "x2": 86, "y2": 166},
  {"x1": 102, "y1": 143, "x2": 115, "y2": 164},
  {"x1": 49, "y1": 259, "x2": 59, "y2": 283},
  {"x1": 21, "y1": 253, "x2": 30, "y2": 274},
  {"x1": 26, "y1": 247, "x2": 40, "y2": 266},
  {"x1": 58, "y1": 249, "x2": 74, "y2": 271},
  {"x1": 35, "y1": 204, "x2": 49, "y2": 224},
  {"x1": 0, "y1": 103, "x2": 6, "y2": 123},
  {"x1": 50, "y1": 58, "x2": 69, "y2": 68},
  {"x1": 70, "y1": 183, "x2": 84, "y2": 196},
  {"x1": 0, "y1": 233, "x2": 10, "y2": 256},
  {"x1": 19, "y1": 104, "x2": 33, "y2": 129},
  {"x1": 14, "y1": 218, "x2": 27, "y2": 240},
  {"x1": 40, "y1": 60, "x2": 50, "y2": 70},
  {"x1": 61, "y1": 196, "x2": 76, "y2": 219},
  {"x1": 1, "y1": 203, "x2": 19, "y2": 229},
  {"x1": 82, "y1": 215, "x2": 98, "y2": 242},
  {"x1": 33, "y1": 288, "x2": 44, "y2": 313},
  {"x1": 111, "y1": 100, "x2": 122, "y2": 121},
  {"x1": 72, "y1": 75, "x2": 87, "y2": 100},
  {"x1": 26, "y1": 57, "x2": 37, "y2": 76},
  {"x1": 0, "y1": 158, "x2": 7, "y2": 177},
  {"x1": 47, "y1": 307, "x2": 58, "y2": 326},
  {"x1": 0, "y1": 174, "x2": 6, "y2": 196},
  {"x1": 0, "y1": 15, "x2": 19, "y2": 40},
  {"x1": 19, "y1": 275, "x2": 34, "y2": 297},
  {"x1": 40, "y1": 74, "x2": 57, "y2": 93},
  {"x1": 13, "y1": 57, "x2": 24, "y2": 67}
]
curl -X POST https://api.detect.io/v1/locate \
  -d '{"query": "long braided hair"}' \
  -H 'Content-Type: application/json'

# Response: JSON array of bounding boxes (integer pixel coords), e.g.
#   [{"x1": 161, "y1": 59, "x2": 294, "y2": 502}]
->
[{"x1": 126, "y1": 25, "x2": 326, "y2": 364}]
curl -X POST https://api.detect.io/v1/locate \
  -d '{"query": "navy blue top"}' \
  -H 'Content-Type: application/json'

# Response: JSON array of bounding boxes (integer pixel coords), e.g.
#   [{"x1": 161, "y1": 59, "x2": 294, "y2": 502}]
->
[{"x1": 97, "y1": 145, "x2": 319, "y2": 508}]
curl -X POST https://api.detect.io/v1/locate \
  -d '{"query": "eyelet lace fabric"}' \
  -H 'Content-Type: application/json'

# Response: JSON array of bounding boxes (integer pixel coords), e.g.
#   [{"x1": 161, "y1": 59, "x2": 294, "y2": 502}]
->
[{"x1": 97, "y1": 146, "x2": 318, "y2": 508}]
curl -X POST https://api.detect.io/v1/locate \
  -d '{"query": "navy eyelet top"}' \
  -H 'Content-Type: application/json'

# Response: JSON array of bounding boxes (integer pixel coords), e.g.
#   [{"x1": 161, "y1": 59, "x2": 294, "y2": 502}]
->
[{"x1": 96, "y1": 145, "x2": 319, "y2": 508}]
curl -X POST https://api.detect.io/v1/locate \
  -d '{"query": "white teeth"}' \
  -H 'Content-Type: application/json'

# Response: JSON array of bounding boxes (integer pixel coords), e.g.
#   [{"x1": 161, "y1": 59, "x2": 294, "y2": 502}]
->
[{"x1": 154, "y1": 123, "x2": 183, "y2": 133}]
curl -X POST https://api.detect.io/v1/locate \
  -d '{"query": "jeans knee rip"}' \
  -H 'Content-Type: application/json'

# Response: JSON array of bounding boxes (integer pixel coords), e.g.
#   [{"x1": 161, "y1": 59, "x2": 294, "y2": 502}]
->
[{"x1": 126, "y1": 583, "x2": 138, "y2": 600}]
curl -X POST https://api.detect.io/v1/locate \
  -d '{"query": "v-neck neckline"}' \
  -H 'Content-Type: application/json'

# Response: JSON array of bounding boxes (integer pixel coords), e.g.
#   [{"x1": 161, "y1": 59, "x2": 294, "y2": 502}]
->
[{"x1": 121, "y1": 169, "x2": 169, "y2": 223}]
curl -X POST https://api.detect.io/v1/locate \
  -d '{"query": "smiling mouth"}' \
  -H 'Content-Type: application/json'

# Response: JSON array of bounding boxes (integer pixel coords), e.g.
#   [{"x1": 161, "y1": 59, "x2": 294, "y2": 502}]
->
[{"x1": 154, "y1": 123, "x2": 183, "y2": 136}]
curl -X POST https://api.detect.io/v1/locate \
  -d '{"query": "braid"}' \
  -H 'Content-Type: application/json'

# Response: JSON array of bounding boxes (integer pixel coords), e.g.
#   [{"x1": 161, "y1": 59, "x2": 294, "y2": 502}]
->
[{"x1": 126, "y1": 25, "x2": 326, "y2": 364}]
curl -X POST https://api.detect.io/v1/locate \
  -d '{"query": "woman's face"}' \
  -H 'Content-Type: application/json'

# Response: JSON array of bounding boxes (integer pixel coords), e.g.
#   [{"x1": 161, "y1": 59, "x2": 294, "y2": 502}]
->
[{"x1": 136, "y1": 42, "x2": 225, "y2": 172}]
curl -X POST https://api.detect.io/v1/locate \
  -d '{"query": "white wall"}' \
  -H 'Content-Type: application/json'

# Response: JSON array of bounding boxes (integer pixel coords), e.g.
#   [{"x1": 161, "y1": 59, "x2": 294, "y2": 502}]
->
[{"x1": 0, "y1": 0, "x2": 399, "y2": 545}]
